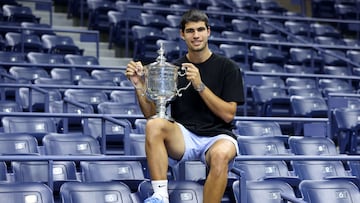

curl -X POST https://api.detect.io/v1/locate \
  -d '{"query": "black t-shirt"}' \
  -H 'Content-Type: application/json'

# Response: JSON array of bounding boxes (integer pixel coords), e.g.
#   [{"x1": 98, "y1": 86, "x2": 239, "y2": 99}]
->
[{"x1": 170, "y1": 53, "x2": 244, "y2": 139}]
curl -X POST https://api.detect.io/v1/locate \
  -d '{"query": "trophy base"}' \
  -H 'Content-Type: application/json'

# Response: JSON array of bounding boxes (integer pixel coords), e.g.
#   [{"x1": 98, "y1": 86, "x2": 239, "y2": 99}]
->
[{"x1": 150, "y1": 114, "x2": 175, "y2": 122}]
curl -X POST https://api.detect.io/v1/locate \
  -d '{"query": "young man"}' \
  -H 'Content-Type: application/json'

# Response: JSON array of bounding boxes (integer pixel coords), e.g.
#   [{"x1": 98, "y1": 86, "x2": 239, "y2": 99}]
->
[{"x1": 125, "y1": 9, "x2": 244, "y2": 203}]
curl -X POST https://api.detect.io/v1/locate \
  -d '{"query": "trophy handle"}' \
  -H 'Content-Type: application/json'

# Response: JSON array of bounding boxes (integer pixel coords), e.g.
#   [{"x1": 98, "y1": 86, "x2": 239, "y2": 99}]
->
[
  {"x1": 176, "y1": 66, "x2": 191, "y2": 97},
  {"x1": 177, "y1": 81, "x2": 191, "y2": 97}
]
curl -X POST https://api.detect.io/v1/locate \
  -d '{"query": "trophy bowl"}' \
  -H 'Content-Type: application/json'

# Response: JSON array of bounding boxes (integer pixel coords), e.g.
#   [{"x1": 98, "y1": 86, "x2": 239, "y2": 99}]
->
[{"x1": 143, "y1": 43, "x2": 190, "y2": 120}]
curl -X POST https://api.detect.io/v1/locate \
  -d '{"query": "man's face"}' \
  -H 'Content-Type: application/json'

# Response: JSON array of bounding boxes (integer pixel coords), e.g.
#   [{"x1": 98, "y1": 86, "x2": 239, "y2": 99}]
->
[{"x1": 181, "y1": 21, "x2": 210, "y2": 52}]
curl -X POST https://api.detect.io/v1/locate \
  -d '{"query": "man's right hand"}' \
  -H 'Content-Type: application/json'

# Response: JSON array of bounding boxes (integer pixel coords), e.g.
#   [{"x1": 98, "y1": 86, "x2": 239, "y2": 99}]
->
[{"x1": 125, "y1": 61, "x2": 145, "y2": 89}]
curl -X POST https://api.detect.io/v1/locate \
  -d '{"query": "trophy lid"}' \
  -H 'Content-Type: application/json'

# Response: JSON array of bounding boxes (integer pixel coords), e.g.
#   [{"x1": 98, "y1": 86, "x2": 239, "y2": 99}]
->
[{"x1": 148, "y1": 42, "x2": 178, "y2": 69}]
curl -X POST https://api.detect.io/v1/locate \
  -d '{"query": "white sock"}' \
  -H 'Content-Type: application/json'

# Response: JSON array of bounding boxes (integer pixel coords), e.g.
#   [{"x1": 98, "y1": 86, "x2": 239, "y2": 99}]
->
[{"x1": 151, "y1": 180, "x2": 169, "y2": 203}]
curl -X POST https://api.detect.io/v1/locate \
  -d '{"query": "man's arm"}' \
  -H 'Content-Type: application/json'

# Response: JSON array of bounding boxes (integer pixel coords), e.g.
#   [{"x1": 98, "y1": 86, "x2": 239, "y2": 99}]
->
[
  {"x1": 197, "y1": 86, "x2": 237, "y2": 123},
  {"x1": 183, "y1": 62, "x2": 237, "y2": 123},
  {"x1": 126, "y1": 61, "x2": 157, "y2": 119}
]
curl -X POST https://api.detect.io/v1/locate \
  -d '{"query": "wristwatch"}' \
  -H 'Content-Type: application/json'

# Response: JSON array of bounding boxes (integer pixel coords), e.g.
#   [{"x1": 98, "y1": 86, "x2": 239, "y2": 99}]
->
[{"x1": 195, "y1": 82, "x2": 206, "y2": 92}]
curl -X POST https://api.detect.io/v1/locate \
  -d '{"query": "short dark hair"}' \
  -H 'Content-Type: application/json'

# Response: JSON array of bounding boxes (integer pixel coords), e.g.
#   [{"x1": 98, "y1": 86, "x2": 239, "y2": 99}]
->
[{"x1": 180, "y1": 9, "x2": 209, "y2": 32}]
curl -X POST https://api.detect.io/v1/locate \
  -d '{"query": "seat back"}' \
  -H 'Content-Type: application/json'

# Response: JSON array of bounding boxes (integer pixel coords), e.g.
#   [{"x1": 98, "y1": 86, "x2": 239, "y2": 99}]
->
[
  {"x1": 27, "y1": 52, "x2": 64, "y2": 64},
  {"x1": 64, "y1": 54, "x2": 99, "y2": 66},
  {"x1": 290, "y1": 96, "x2": 328, "y2": 117},
  {"x1": 41, "y1": 34, "x2": 82, "y2": 55},
  {"x1": 292, "y1": 160, "x2": 348, "y2": 180},
  {"x1": 42, "y1": 133, "x2": 101, "y2": 155},
  {"x1": 237, "y1": 136, "x2": 289, "y2": 155},
  {"x1": 233, "y1": 161, "x2": 291, "y2": 181},
  {"x1": 137, "y1": 180, "x2": 203, "y2": 203},
  {"x1": 80, "y1": 160, "x2": 145, "y2": 190},
  {"x1": 11, "y1": 161, "x2": 78, "y2": 189},
  {"x1": 0, "y1": 182, "x2": 54, "y2": 203},
  {"x1": 84, "y1": 118, "x2": 132, "y2": 154},
  {"x1": 288, "y1": 136, "x2": 338, "y2": 155},
  {"x1": 299, "y1": 180, "x2": 360, "y2": 203},
  {"x1": 91, "y1": 70, "x2": 127, "y2": 84},
  {"x1": 0, "y1": 133, "x2": 38, "y2": 154},
  {"x1": 1, "y1": 116, "x2": 57, "y2": 143},
  {"x1": 233, "y1": 180, "x2": 300, "y2": 203},
  {"x1": 234, "y1": 121, "x2": 284, "y2": 136},
  {"x1": 60, "y1": 181, "x2": 137, "y2": 203}
]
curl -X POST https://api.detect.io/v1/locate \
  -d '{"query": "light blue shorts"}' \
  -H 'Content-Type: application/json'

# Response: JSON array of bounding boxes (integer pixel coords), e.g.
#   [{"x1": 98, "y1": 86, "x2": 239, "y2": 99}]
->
[{"x1": 168, "y1": 122, "x2": 239, "y2": 169}]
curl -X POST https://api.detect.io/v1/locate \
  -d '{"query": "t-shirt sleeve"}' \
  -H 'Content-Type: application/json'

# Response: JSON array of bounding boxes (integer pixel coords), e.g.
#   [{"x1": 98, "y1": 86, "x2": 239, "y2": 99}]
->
[{"x1": 222, "y1": 60, "x2": 245, "y2": 105}]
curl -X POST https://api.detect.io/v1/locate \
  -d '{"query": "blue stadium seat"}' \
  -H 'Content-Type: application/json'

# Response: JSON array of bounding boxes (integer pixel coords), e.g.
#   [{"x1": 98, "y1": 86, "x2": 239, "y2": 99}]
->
[
  {"x1": 50, "y1": 68, "x2": 91, "y2": 84},
  {"x1": 233, "y1": 179, "x2": 304, "y2": 203},
  {"x1": 64, "y1": 89, "x2": 108, "y2": 113},
  {"x1": 0, "y1": 51, "x2": 26, "y2": 67},
  {"x1": 166, "y1": 14, "x2": 182, "y2": 27},
  {"x1": 142, "y1": 2, "x2": 169, "y2": 16},
  {"x1": 289, "y1": 47, "x2": 323, "y2": 70},
  {"x1": 60, "y1": 181, "x2": 138, "y2": 203},
  {"x1": 231, "y1": 0, "x2": 259, "y2": 11},
  {"x1": 183, "y1": 0, "x2": 215, "y2": 9},
  {"x1": 310, "y1": 22, "x2": 341, "y2": 38},
  {"x1": 292, "y1": 160, "x2": 351, "y2": 180},
  {"x1": 237, "y1": 135, "x2": 290, "y2": 155},
  {"x1": 42, "y1": 133, "x2": 101, "y2": 155},
  {"x1": 91, "y1": 70, "x2": 127, "y2": 85},
  {"x1": 80, "y1": 160, "x2": 146, "y2": 190},
  {"x1": 318, "y1": 78, "x2": 354, "y2": 95},
  {"x1": 251, "y1": 62, "x2": 284, "y2": 73},
  {"x1": 2, "y1": 4, "x2": 40, "y2": 23},
  {"x1": 110, "y1": 90, "x2": 137, "y2": 105},
  {"x1": 288, "y1": 86, "x2": 322, "y2": 97},
  {"x1": 11, "y1": 161, "x2": 78, "y2": 192},
  {"x1": 5, "y1": 32, "x2": 43, "y2": 53},
  {"x1": 0, "y1": 100, "x2": 22, "y2": 113},
  {"x1": 9, "y1": 66, "x2": 49, "y2": 82},
  {"x1": 0, "y1": 133, "x2": 38, "y2": 155},
  {"x1": 78, "y1": 78, "x2": 117, "y2": 87},
  {"x1": 18, "y1": 87, "x2": 62, "y2": 112},
  {"x1": 49, "y1": 100, "x2": 94, "y2": 133},
  {"x1": 234, "y1": 121, "x2": 284, "y2": 137},
  {"x1": 107, "y1": 9, "x2": 142, "y2": 49},
  {"x1": 320, "y1": 49, "x2": 347, "y2": 66},
  {"x1": 290, "y1": 95, "x2": 328, "y2": 118},
  {"x1": 86, "y1": 0, "x2": 117, "y2": 31},
  {"x1": 140, "y1": 12, "x2": 170, "y2": 29},
  {"x1": 20, "y1": 22, "x2": 55, "y2": 36},
  {"x1": 323, "y1": 65, "x2": 352, "y2": 76},
  {"x1": 131, "y1": 25, "x2": 167, "y2": 62},
  {"x1": 64, "y1": 54, "x2": 99, "y2": 66},
  {"x1": 314, "y1": 36, "x2": 346, "y2": 46},
  {"x1": 259, "y1": 21, "x2": 286, "y2": 35},
  {"x1": 84, "y1": 117, "x2": 132, "y2": 155},
  {"x1": 1, "y1": 116, "x2": 57, "y2": 144},
  {"x1": 250, "y1": 45, "x2": 286, "y2": 65},
  {"x1": 0, "y1": 182, "x2": 54, "y2": 203},
  {"x1": 333, "y1": 108, "x2": 360, "y2": 154},
  {"x1": 284, "y1": 20, "x2": 312, "y2": 36},
  {"x1": 232, "y1": 19, "x2": 263, "y2": 37},
  {"x1": 137, "y1": 180, "x2": 203, "y2": 203},
  {"x1": 288, "y1": 136, "x2": 338, "y2": 155},
  {"x1": 41, "y1": 34, "x2": 83, "y2": 55},
  {"x1": 285, "y1": 77, "x2": 317, "y2": 88},
  {"x1": 299, "y1": 180, "x2": 360, "y2": 203},
  {"x1": 221, "y1": 30, "x2": 254, "y2": 40},
  {"x1": 251, "y1": 86, "x2": 290, "y2": 116},
  {"x1": 27, "y1": 52, "x2": 65, "y2": 65},
  {"x1": 283, "y1": 64, "x2": 316, "y2": 74},
  {"x1": 219, "y1": 44, "x2": 249, "y2": 64},
  {"x1": 346, "y1": 50, "x2": 360, "y2": 66}
]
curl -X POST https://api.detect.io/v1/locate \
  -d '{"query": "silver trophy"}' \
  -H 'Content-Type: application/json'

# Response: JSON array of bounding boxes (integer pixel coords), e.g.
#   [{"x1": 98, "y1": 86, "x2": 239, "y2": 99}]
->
[{"x1": 142, "y1": 43, "x2": 190, "y2": 120}]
